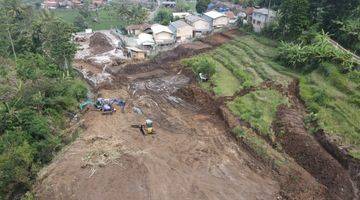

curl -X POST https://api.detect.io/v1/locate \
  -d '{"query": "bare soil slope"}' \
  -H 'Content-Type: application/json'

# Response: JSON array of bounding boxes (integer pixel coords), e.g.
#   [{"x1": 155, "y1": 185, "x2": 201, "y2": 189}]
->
[{"x1": 34, "y1": 81, "x2": 280, "y2": 199}]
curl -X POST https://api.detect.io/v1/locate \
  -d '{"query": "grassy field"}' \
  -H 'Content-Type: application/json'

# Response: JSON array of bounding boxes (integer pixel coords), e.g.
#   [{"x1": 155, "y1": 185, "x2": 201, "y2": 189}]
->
[
  {"x1": 51, "y1": 9, "x2": 122, "y2": 30},
  {"x1": 190, "y1": 33, "x2": 360, "y2": 158},
  {"x1": 228, "y1": 89, "x2": 289, "y2": 138}
]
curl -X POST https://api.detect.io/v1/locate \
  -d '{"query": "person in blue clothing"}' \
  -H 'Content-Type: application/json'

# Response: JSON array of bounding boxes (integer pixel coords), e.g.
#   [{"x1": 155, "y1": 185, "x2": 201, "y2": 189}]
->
[{"x1": 118, "y1": 99, "x2": 126, "y2": 113}]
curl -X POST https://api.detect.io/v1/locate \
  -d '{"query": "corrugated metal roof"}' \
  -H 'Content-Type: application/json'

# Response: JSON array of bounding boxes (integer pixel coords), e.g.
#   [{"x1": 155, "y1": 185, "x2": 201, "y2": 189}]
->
[
  {"x1": 253, "y1": 8, "x2": 276, "y2": 17},
  {"x1": 185, "y1": 15, "x2": 204, "y2": 23},
  {"x1": 151, "y1": 24, "x2": 173, "y2": 34},
  {"x1": 204, "y1": 10, "x2": 226, "y2": 19},
  {"x1": 169, "y1": 20, "x2": 192, "y2": 29}
]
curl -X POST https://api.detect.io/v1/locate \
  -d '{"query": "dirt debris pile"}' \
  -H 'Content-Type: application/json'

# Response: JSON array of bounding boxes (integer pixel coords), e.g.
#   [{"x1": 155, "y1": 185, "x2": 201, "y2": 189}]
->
[{"x1": 89, "y1": 32, "x2": 114, "y2": 54}]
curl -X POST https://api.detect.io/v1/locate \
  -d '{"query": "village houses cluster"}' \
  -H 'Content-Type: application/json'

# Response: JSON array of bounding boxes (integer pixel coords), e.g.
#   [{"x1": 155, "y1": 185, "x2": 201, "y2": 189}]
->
[
  {"x1": 121, "y1": 9, "x2": 234, "y2": 59},
  {"x1": 42, "y1": 0, "x2": 107, "y2": 9},
  {"x1": 122, "y1": 5, "x2": 275, "y2": 60}
]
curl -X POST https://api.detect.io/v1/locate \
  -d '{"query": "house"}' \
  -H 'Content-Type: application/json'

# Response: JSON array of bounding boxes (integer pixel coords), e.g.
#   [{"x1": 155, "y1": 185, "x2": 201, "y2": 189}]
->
[
  {"x1": 173, "y1": 12, "x2": 191, "y2": 20},
  {"x1": 185, "y1": 15, "x2": 211, "y2": 35},
  {"x1": 151, "y1": 24, "x2": 174, "y2": 45},
  {"x1": 169, "y1": 20, "x2": 195, "y2": 42},
  {"x1": 42, "y1": 0, "x2": 59, "y2": 9},
  {"x1": 125, "y1": 47, "x2": 147, "y2": 60},
  {"x1": 225, "y1": 11, "x2": 237, "y2": 24},
  {"x1": 202, "y1": 10, "x2": 229, "y2": 28},
  {"x1": 251, "y1": 8, "x2": 276, "y2": 32},
  {"x1": 126, "y1": 23, "x2": 151, "y2": 36}
]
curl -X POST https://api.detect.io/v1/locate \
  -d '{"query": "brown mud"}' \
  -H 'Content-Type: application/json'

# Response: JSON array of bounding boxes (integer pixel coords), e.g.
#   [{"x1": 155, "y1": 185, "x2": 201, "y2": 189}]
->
[{"x1": 34, "y1": 30, "x2": 358, "y2": 200}]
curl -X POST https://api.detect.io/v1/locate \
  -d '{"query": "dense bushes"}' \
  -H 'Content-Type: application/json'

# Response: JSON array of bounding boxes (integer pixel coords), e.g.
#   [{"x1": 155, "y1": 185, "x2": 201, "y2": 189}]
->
[
  {"x1": 278, "y1": 33, "x2": 355, "y2": 71},
  {"x1": 0, "y1": 1, "x2": 88, "y2": 198},
  {"x1": 0, "y1": 54, "x2": 87, "y2": 199},
  {"x1": 182, "y1": 56, "x2": 217, "y2": 76}
]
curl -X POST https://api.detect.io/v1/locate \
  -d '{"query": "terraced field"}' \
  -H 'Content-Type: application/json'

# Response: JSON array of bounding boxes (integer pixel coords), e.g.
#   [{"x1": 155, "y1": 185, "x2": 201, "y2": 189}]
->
[{"x1": 186, "y1": 34, "x2": 360, "y2": 159}]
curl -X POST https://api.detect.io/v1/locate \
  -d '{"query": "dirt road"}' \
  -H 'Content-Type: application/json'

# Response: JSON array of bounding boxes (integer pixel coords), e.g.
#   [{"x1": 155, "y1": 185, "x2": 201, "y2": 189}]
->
[{"x1": 34, "y1": 72, "x2": 280, "y2": 199}]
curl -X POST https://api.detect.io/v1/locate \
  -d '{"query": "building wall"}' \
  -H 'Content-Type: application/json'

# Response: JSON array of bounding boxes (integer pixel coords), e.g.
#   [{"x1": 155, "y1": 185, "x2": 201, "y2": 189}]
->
[
  {"x1": 192, "y1": 20, "x2": 210, "y2": 32},
  {"x1": 213, "y1": 16, "x2": 229, "y2": 28},
  {"x1": 251, "y1": 13, "x2": 275, "y2": 32},
  {"x1": 153, "y1": 32, "x2": 174, "y2": 43},
  {"x1": 175, "y1": 26, "x2": 194, "y2": 41}
]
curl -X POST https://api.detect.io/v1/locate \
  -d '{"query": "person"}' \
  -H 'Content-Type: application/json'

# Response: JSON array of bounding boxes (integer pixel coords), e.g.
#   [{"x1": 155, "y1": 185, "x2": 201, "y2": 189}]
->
[{"x1": 118, "y1": 100, "x2": 126, "y2": 113}]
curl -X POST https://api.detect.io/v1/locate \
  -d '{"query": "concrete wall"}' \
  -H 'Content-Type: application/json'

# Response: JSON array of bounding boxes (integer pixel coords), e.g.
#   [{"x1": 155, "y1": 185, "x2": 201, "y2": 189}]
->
[
  {"x1": 192, "y1": 20, "x2": 211, "y2": 32},
  {"x1": 153, "y1": 32, "x2": 174, "y2": 44},
  {"x1": 213, "y1": 16, "x2": 229, "y2": 28},
  {"x1": 175, "y1": 26, "x2": 194, "y2": 41}
]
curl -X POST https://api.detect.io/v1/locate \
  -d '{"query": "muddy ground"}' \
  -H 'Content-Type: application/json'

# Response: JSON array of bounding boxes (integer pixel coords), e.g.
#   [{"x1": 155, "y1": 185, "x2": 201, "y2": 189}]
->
[{"x1": 34, "y1": 30, "x2": 358, "y2": 199}]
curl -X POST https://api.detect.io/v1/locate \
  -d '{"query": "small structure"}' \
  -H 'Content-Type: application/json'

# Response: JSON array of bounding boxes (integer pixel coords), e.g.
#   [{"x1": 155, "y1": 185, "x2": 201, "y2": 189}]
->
[
  {"x1": 137, "y1": 33, "x2": 155, "y2": 50},
  {"x1": 169, "y1": 20, "x2": 194, "y2": 42},
  {"x1": 151, "y1": 24, "x2": 174, "y2": 45},
  {"x1": 251, "y1": 8, "x2": 276, "y2": 32},
  {"x1": 126, "y1": 23, "x2": 151, "y2": 36},
  {"x1": 42, "y1": 0, "x2": 59, "y2": 9},
  {"x1": 125, "y1": 47, "x2": 147, "y2": 60},
  {"x1": 185, "y1": 15, "x2": 211, "y2": 35},
  {"x1": 173, "y1": 12, "x2": 191, "y2": 19},
  {"x1": 202, "y1": 10, "x2": 229, "y2": 29},
  {"x1": 161, "y1": 0, "x2": 176, "y2": 8}
]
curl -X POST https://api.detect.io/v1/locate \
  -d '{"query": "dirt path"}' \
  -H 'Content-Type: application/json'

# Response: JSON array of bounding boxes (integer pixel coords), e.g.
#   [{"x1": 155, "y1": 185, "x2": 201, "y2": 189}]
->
[{"x1": 34, "y1": 73, "x2": 280, "y2": 199}]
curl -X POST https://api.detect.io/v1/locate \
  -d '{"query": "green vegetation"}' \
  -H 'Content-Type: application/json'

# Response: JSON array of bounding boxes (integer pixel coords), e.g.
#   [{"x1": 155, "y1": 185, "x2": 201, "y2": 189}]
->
[
  {"x1": 212, "y1": 64, "x2": 241, "y2": 96},
  {"x1": 278, "y1": 33, "x2": 355, "y2": 71},
  {"x1": 299, "y1": 63, "x2": 360, "y2": 155},
  {"x1": 189, "y1": 32, "x2": 360, "y2": 159},
  {"x1": 279, "y1": 0, "x2": 310, "y2": 40},
  {"x1": 195, "y1": 0, "x2": 210, "y2": 13},
  {"x1": 182, "y1": 56, "x2": 217, "y2": 76},
  {"x1": 154, "y1": 8, "x2": 174, "y2": 26},
  {"x1": 267, "y1": 0, "x2": 360, "y2": 54},
  {"x1": 229, "y1": 90, "x2": 288, "y2": 137},
  {"x1": 0, "y1": 0, "x2": 87, "y2": 199},
  {"x1": 51, "y1": 2, "x2": 148, "y2": 31}
]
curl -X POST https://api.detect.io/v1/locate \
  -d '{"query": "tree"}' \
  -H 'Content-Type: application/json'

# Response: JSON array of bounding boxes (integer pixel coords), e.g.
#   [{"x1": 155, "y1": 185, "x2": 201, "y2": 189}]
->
[
  {"x1": 106, "y1": 1, "x2": 148, "y2": 28},
  {"x1": 74, "y1": 15, "x2": 88, "y2": 32},
  {"x1": 279, "y1": 0, "x2": 310, "y2": 40},
  {"x1": 320, "y1": 0, "x2": 360, "y2": 33},
  {"x1": 176, "y1": 0, "x2": 191, "y2": 12},
  {"x1": 154, "y1": 8, "x2": 173, "y2": 25},
  {"x1": 196, "y1": 0, "x2": 210, "y2": 14}
]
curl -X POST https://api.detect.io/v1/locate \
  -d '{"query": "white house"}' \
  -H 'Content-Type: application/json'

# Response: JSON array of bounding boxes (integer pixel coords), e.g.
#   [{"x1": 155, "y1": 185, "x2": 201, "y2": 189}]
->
[
  {"x1": 169, "y1": 20, "x2": 195, "y2": 42},
  {"x1": 251, "y1": 8, "x2": 276, "y2": 32},
  {"x1": 151, "y1": 24, "x2": 174, "y2": 45},
  {"x1": 202, "y1": 10, "x2": 229, "y2": 28},
  {"x1": 185, "y1": 15, "x2": 211, "y2": 35},
  {"x1": 173, "y1": 12, "x2": 191, "y2": 19}
]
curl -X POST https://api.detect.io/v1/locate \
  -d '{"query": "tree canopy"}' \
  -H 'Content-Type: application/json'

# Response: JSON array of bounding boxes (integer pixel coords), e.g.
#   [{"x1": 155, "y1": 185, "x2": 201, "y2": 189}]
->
[
  {"x1": 154, "y1": 8, "x2": 174, "y2": 25},
  {"x1": 0, "y1": 1, "x2": 87, "y2": 199}
]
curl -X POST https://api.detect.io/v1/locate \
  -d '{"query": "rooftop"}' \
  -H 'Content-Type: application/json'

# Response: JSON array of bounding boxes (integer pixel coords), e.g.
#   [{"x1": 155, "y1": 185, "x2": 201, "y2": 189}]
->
[
  {"x1": 253, "y1": 8, "x2": 276, "y2": 17},
  {"x1": 185, "y1": 15, "x2": 204, "y2": 23},
  {"x1": 204, "y1": 10, "x2": 226, "y2": 19},
  {"x1": 170, "y1": 20, "x2": 192, "y2": 29},
  {"x1": 151, "y1": 24, "x2": 173, "y2": 34}
]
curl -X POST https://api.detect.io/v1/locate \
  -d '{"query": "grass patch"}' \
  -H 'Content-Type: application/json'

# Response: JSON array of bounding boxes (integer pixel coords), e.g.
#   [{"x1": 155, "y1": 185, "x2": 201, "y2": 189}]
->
[
  {"x1": 228, "y1": 89, "x2": 288, "y2": 137},
  {"x1": 212, "y1": 64, "x2": 241, "y2": 96},
  {"x1": 299, "y1": 64, "x2": 360, "y2": 151},
  {"x1": 51, "y1": 9, "x2": 122, "y2": 30}
]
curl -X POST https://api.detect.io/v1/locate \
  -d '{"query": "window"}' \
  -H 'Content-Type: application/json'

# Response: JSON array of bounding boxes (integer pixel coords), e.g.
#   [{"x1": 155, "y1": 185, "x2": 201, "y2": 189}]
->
[
  {"x1": 252, "y1": 19, "x2": 255, "y2": 24},
  {"x1": 257, "y1": 21, "x2": 261, "y2": 25}
]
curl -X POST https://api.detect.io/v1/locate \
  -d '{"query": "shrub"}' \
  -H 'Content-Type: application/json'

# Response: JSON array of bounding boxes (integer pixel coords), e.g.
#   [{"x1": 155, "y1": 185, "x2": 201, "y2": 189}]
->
[
  {"x1": 182, "y1": 56, "x2": 216, "y2": 76},
  {"x1": 278, "y1": 33, "x2": 355, "y2": 71}
]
